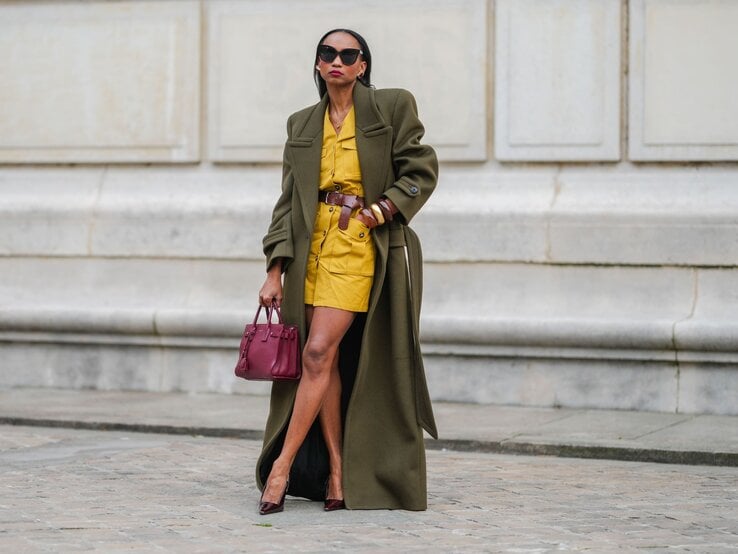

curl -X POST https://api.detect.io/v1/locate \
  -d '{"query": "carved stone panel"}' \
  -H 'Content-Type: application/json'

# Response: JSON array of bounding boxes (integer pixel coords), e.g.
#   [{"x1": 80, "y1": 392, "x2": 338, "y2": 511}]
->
[
  {"x1": 629, "y1": 0, "x2": 738, "y2": 160},
  {"x1": 207, "y1": 0, "x2": 486, "y2": 162},
  {"x1": 0, "y1": 2, "x2": 201, "y2": 163},
  {"x1": 495, "y1": 0, "x2": 621, "y2": 161}
]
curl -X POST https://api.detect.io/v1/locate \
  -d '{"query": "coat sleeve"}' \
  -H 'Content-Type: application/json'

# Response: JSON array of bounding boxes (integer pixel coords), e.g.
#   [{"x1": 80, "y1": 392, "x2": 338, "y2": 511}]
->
[
  {"x1": 382, "y1": 90, "x2": 438, "y2": 225},
  {"x1": 262, "y1": 116, "x2": 296, "y2": 271}
]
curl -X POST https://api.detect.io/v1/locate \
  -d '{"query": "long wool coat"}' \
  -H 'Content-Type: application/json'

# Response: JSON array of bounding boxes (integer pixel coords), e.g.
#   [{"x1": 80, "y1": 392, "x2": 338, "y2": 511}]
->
[{"x1": 256, "y1": 83, "x2": 438, "y2": 510}]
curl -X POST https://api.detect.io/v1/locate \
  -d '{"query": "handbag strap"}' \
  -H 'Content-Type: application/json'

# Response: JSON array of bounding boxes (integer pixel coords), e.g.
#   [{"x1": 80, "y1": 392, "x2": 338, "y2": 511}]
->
[
  {"x1": 270, "y1": 301, "x2": 284, "y2": 323},
  {"x1": 252, "y1": 305, "x2": 265, "y2": 326},
  {"x1": 253, "y1": 302, "x2": 284, "y2": 324}
]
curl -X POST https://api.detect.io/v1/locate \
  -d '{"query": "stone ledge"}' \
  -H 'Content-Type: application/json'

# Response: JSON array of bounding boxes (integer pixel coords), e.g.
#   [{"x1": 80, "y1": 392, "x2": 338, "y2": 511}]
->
[
  {"x1": 0, "y1": 308, "x2": 735, "y2": 365},
  {"x1": 2, "y1": 165, "x2": 737, "y2": 266}
]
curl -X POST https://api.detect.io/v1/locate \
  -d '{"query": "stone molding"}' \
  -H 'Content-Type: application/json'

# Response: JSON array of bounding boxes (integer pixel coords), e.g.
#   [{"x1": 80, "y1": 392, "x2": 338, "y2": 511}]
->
[
  {"x1": 1, "y1": 257, "x2": 735, "y2": 362},
  {"x1": 2, "y1": 165, "x2": 736, "y2": 266},
  {"x1": 1, "y1": 258, "x2": 735, "y2": 413}
]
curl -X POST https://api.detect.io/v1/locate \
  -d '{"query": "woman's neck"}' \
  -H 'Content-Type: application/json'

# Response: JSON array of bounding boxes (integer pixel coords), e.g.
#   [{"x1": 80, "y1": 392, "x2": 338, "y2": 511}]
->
[{"x1": 326, "y1": 83, "x2": 355, "y2": 113}]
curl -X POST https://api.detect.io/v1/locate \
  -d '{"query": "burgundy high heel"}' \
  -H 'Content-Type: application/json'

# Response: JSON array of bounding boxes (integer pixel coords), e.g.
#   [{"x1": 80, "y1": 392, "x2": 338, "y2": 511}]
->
[
  {"x1": 324, "y1": 498, "x2": 346, "y2": 511},
  {"x1": 324, "y1": 477, "x2": 346, "y2": 512},
  {"x1": 259, "y1": 479, "x2": 289, "y2": 515}
]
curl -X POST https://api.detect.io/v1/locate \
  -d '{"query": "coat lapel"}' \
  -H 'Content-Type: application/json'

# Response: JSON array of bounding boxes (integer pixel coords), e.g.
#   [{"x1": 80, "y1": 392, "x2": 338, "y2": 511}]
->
[
  {"x1": 354, "y1": 84, "x2": 392, "y2": 202},
  {"x1": 287, "y1": 95, "x2": 328, "y2": 232},
  {"x1": 287, "y1": 84, "x2": 392, "y2": 233}
]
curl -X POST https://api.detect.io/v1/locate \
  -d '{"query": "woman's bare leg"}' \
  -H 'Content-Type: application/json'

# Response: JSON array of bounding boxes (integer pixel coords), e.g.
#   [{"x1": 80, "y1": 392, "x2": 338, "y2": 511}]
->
[
  {"x1": 261, "y1": 305, "x2": 355, "y2": 505},
  {"x1": 319, "y1": 350, "x2": 343, "y2": 500}
]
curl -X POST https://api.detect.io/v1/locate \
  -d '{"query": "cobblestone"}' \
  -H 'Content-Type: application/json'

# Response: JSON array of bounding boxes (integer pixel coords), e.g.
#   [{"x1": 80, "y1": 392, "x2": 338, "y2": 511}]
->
[{"x1": 0, "y1": 425, "x2": 737, "y2": 552}]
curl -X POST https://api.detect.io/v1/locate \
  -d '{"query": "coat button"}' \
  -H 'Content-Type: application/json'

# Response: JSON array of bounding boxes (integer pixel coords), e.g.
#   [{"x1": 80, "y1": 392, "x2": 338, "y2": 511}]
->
[
  {"x1": 329, "y1": 207, "x2": 334, "y2": 212},
  {"x1": 409, "y1": 185, "x2": 419, "y2": 194},
  {"x1": 359, "y1": 232, "x2": 365, "y2": 238},
  {"x1": 334, "y1": 184, "x2": 341, "y2": 191}
]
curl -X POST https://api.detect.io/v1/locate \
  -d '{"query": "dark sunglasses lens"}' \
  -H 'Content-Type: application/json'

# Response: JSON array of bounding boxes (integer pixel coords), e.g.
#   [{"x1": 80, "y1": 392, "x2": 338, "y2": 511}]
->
[
  {"x1": 318, "y1": 45, "x2": 337, "y2": 63},
  {"x1": 339, "y1": 49, "x2": 360, "y2": 65}
]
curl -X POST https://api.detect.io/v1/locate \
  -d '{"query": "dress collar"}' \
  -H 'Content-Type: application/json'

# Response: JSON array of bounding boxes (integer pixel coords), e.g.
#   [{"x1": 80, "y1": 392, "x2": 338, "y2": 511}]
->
[{"x1": 323, "y1": 105, "x2": 356, "y2": 141}]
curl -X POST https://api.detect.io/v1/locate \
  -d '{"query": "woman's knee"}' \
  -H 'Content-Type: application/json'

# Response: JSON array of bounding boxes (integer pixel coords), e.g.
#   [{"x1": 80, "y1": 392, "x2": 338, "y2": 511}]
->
[{"x1": 302, "y1": 338, "x2": 336, "y2": 376}]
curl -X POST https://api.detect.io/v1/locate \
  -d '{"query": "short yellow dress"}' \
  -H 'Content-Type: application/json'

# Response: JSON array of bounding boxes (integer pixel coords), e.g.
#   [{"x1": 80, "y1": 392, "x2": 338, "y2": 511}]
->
[{"x1": 303, "y1": 106, "x2": 376, "y2": 312}]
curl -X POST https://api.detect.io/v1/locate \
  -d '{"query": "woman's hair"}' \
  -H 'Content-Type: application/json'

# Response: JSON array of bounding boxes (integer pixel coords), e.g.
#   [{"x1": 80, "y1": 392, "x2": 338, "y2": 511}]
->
[{"x1": 313, "y1": 28, "x2": 372, "y2": 98}]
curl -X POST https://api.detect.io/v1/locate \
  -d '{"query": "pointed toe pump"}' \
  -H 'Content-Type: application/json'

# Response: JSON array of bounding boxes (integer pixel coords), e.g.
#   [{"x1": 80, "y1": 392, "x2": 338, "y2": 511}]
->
[
  {"x1": 324, "y1": 498, "x2": 346, "y2": 511},
  {"x1": 323, "y1": 478, "x2": 346, "y2": 511},
  {"x1": 259, "y1": 480, "x2": 288, "y2": 515}
]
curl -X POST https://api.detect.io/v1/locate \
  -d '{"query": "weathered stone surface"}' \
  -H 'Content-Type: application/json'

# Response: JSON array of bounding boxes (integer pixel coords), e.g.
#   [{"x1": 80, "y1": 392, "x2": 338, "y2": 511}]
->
[
  {"x1": 1, "y1": 425, "x2": 737, "y2": 551},
  {"x1": 630, "y1": 0, "x2": 738, "y2": 160},
  {"x1": 1, "y1": 0, "x2": 738, "y2": 415},
  {"x1": 4, "y1": 166, "x2": 737, "y2": 265},
  {"x1": 207, "y1": 0, "x2": 486, "y2": 162},
  {"x1": 0, "y1": 2, "x2": 200, "y2": 163},
  {"x1": 495, "y1": 0, "x2": 621, "y2": 161},
  {"x1": 424, "y1": 355, "x2": 680, "y2": 412}
]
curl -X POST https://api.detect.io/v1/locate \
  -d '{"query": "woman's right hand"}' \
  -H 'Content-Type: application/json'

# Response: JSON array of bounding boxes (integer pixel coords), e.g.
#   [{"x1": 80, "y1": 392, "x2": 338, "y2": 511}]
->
[{"x1": 259, "y1": 260, "x2": 284, "y2": 307}]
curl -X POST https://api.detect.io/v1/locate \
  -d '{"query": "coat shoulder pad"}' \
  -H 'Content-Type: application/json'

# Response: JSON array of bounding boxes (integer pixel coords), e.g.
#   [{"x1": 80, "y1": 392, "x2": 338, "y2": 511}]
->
[
  {"x1": 373, "y1": 88, "x2": 415, "y2": 106},
  {"x1": 371, "y1": 88, "x2": 418, "y2": 121}
]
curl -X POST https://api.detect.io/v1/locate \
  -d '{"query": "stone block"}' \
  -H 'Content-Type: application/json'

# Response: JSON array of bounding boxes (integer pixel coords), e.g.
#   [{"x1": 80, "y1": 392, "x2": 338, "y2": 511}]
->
[
  {"x1": 3, "y1": 164, "x2": 738, "y2": 267},
  {"x1": 0, "y1": 342, "x2": 163, "y2": 391},
  {"x1": 0, "y1": 257, "x2": 266, "y2": 333},
  {"x1": 421, "y1": 262, "x2": 694, "y2": 344},
  {"x1": 206, "y1": 0, "x2": 486, "y2": 162},
  {"x1": 548, "y1": 167, "x2": 738, "y2": 266},
  {"x1": 424, "y1": 355, "x2": 679, "y2": 412},
  {"x1": 413, "y1": 170, "x2": 553, "y2": 263},
  {"x1": 494, "y1": 0, "x2": 621, "y2": 161},
  {"x1": 88, "y1": 167, "x2": 279, "y2": 259},
  {"x1": 677, "y1": 364, "x2": 738, "y2": 415},
  {"x1": 675, "y1": 269, "x2": 738, "y2": 355},
  {"x1": 629, "y1": 0, "x2": 738, "y2": 160},
  {"x1": 0, "y1": 1, "x2": 200, "y2": 163},
  {"x1": 0, "y1": 168, "x2": 102, "y2": 256},
  {"x1": 0, "y1": 340, "x2": 271, "y2": 396}
]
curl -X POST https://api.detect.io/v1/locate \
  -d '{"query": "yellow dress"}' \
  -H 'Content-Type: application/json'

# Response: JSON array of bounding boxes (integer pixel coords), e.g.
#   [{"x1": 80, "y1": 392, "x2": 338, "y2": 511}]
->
[{"x1": 304, "y1": 106, "x2": 376, "y2": 312}]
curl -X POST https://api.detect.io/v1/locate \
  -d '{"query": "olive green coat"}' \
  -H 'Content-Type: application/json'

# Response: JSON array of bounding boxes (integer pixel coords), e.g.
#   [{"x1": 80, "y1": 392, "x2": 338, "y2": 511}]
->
[{"x1": 256, "y1": 83, "x2": 438, "y2": 510}]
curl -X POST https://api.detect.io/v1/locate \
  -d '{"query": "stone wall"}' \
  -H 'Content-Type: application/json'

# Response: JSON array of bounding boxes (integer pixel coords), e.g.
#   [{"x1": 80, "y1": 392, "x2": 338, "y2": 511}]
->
[{"x1": 1, "y1": 0, "x2": 736, "y2": 414}]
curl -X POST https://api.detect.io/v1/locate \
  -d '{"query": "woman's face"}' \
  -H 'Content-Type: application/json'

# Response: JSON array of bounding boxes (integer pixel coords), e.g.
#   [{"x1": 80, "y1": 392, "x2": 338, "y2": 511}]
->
[{"x1": 316, "y1": 32, "x2": 367, "y2": 89}]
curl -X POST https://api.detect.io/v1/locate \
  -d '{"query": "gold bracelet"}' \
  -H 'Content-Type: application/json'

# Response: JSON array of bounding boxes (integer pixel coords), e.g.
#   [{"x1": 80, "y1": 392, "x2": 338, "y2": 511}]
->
[{"x1": 370, "y1": 203, "x2": 385, "y2": 225}]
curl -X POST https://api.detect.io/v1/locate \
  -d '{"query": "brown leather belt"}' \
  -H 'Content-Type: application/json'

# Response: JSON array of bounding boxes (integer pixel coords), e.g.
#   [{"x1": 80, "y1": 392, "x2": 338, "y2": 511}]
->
[{"x1": 318, "y1": 190, "x2": 365, "y2": 230}]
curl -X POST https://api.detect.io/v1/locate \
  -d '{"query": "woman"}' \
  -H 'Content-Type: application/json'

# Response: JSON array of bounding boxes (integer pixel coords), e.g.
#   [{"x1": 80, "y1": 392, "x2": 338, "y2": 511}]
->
[{"x1": 256, "y1": 28, "x2": 438, "y2": 513}]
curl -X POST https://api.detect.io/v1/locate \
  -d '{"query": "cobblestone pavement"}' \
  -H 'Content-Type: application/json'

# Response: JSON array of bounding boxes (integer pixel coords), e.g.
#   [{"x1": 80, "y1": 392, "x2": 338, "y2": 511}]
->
[{"x1": 0, "y1": 425, "x2": 736, "y2": 553}]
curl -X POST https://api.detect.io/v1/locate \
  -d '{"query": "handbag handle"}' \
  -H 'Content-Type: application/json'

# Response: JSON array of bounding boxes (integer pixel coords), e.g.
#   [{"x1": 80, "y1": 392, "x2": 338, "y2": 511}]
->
[
  {"x1": 270, "y1": 301, "x2": 284, "y2": 323},
  {"x1": 251, "y1": 302, "x2": 284, "y2": 342},
  {"x1": 251, "y1": 302, "x2": 283, "y2": 325}
]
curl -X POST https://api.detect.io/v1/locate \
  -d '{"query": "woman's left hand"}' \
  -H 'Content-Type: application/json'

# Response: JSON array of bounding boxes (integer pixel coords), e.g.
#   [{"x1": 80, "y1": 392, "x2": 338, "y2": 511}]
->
[{"x1": 356, "y1": 209, "x2": 378, "y2": 229}]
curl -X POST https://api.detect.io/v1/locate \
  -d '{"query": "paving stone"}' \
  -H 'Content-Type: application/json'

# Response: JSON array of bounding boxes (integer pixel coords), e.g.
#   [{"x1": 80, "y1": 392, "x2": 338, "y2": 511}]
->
[{"x1": 3, "y1": 425, "x2": 736, "y2": 552}]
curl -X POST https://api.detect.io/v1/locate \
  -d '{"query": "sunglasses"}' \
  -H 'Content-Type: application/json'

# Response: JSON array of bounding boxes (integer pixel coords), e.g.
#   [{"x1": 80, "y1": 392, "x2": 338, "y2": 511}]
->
[{"x1": 317, "y1": 45, "x2": 363, "y2": 65}]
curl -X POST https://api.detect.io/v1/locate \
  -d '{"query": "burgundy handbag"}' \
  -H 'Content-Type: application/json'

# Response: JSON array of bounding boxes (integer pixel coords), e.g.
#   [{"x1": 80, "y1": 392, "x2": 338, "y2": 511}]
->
[{"x1": 234, "y1": 303, "x2": 301, "y2": 381}]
